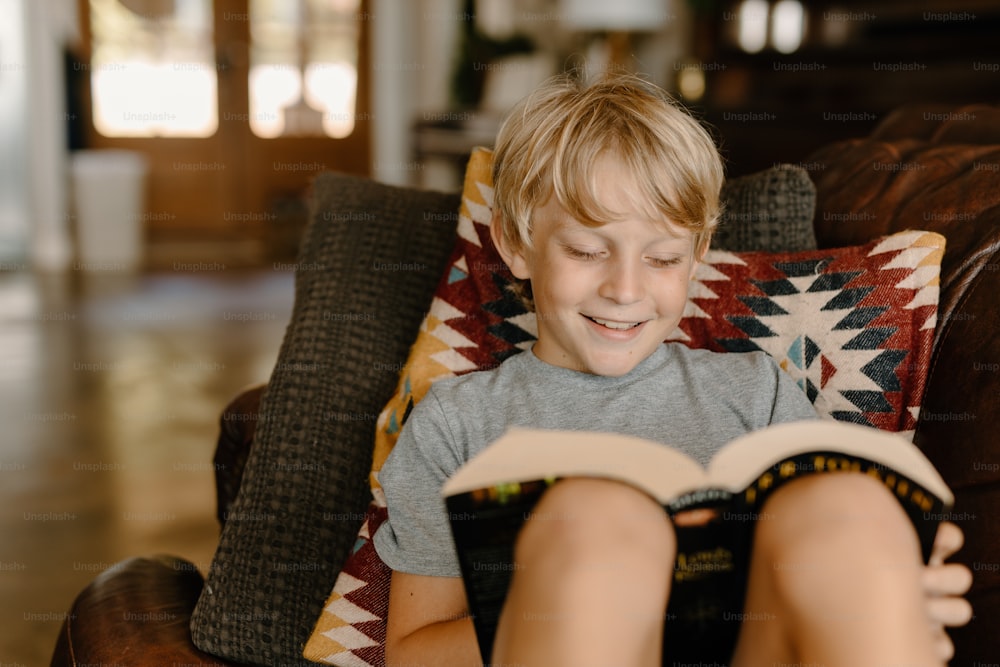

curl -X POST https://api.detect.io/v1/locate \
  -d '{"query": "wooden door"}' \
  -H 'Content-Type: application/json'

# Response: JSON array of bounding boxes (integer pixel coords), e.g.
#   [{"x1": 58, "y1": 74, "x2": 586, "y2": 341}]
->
[{"x1": 74, "y1": 0, "x2": 371, "y2": 265}]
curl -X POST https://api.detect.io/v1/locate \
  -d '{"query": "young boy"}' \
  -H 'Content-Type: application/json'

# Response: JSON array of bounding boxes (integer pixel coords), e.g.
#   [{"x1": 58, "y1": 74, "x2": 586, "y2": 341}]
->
[{"x1": 373, "y1": 74, "x2": 971, "y2": 666}]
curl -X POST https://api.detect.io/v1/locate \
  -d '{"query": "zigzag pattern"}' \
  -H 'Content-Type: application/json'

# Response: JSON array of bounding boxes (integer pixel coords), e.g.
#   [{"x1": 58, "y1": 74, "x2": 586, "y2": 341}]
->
[
  {"x1": 677, "y1": 230, "x2": 943, "y2": 432},
  {"x1": 305, "y1": 507, "x2": 391, "y2": 666},
  {"x1": 870, "y1": 231, "x2": 943, "y2": 331},
  {"x1": 369, "y1": 153, "x2": 500, "y2": 493}
]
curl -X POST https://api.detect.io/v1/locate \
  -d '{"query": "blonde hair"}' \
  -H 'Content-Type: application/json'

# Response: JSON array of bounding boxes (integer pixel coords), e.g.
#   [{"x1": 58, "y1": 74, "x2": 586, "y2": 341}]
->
[{"x1": 492, "y1": 73, "x2": 724, "y2": 258}]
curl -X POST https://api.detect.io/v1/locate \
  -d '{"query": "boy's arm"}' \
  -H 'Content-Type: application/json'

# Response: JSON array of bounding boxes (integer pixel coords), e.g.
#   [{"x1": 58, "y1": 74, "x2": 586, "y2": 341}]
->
[{"x1": 384, "y1": 570, "x2": 482, "y2": 667}]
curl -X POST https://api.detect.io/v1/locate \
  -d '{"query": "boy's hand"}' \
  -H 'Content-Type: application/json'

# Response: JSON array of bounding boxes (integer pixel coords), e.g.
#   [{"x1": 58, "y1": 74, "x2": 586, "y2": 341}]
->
[{"x1": 923, "y1": 521, "x2": 973, "y2": 660}]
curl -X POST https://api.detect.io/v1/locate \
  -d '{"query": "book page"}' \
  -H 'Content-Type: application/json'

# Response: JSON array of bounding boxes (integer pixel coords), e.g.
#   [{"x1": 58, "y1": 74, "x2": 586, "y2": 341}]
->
[
  {"x1": 441, "y1": 428, "x2": 709, "y2": 503},
  {"x1": 708, "y1": 420, "x2": 953, "y2": 507}
]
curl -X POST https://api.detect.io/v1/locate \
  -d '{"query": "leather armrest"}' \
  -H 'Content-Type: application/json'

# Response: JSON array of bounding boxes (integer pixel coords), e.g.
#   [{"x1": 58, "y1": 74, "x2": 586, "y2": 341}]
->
[
  {"x1": 215, "y1": 384, "x2": 266, "y2": 527},
  {"x1": 49, "y1": 555, "x2": 243, "y2": 666}
]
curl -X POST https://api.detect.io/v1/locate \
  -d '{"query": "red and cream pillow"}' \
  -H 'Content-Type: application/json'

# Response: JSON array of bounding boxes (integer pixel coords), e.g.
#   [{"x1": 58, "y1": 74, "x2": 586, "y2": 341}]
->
[{"x1": 303, "y1": 148, "x2": 943, "y2": 666}]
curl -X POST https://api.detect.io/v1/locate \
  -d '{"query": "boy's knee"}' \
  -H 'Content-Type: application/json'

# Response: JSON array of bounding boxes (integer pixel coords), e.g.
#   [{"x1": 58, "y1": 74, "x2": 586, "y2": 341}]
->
[
  {"x1": 760, "y1": 471, "x2": 916, "y2": 537},
  {"x1": 515, "y1": 477, "x2": 675, "y2": 571},
  {"x1": 755, "y1": 472, "x2": 923, "y2": 604}
]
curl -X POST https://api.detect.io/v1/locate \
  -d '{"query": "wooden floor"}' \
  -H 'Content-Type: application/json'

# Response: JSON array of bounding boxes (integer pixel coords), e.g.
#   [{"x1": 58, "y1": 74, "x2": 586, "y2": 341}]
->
[{"x1": 0, "y1": 268, "x2": 294, "y2": 666}]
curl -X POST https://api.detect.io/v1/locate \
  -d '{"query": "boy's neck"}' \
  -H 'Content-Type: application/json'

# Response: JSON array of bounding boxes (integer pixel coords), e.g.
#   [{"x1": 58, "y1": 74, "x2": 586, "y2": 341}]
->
[{"x1": 528, "y1": 342, "x2": 667, "y2": 378}]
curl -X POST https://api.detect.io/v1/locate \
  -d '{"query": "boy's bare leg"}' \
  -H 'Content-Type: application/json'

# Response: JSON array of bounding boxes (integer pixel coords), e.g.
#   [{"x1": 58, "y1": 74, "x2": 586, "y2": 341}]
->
[
  {"x1": 492, "y1": 478, "x2": 675, "y2": 667},
  {"x1": 732, "y1": 472, "x2": 942, "y2": 667}
]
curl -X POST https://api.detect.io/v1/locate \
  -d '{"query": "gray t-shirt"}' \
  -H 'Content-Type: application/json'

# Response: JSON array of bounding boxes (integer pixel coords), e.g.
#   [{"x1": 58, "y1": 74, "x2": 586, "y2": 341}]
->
[{"x1": 373, "y1": 343, "x2": 818, "y2": 577}]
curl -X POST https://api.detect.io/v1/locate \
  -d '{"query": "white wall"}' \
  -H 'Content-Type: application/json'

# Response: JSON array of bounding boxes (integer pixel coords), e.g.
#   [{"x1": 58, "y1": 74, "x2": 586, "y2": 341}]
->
[
  {"x1": 0, "y1": 0, "x2": 31, "y2": 267},
  {"x1": 370, "y1": 0, "x2": 462, "y2": 187},
  {"x1": 26, "y1": 0, "x2": 78, "y2": 270},
  {"x1": 0, "y1": 0, "x2": 77, "y2": 270}
]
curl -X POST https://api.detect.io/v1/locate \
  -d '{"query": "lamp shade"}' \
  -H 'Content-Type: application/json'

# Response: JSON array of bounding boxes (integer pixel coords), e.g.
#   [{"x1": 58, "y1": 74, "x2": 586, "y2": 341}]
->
[{"x1": 560, "y1": 0, "x2": 669, "y2": 31}]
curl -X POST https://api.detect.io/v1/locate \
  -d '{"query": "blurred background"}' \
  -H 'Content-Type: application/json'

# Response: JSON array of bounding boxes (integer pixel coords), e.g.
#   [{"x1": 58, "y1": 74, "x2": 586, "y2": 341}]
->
[{"x1": 1, "y1": 0, "x2": 997, "y2": 663}]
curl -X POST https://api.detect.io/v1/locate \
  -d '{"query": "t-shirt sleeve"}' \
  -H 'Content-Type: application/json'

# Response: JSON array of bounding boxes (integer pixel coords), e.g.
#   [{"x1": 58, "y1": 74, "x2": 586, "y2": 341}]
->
[
  {"x1": 766, "y1": 355, "x2": 820, "y2": 424},
  {"x1": 372, "y1": 388, "x2": 465, "y2": 577}
]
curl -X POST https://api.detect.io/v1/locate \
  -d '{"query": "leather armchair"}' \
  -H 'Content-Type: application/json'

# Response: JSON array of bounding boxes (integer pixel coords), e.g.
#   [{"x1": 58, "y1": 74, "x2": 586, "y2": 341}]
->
[{"x1": 51, "y1": 105, "x2": 1000, "y2": 666}]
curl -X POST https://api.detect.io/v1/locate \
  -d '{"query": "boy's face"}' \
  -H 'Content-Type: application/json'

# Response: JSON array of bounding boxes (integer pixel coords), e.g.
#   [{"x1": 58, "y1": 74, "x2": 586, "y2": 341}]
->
[{"x1": 493, "y1": 156, "x2": 701, "y2": 377}]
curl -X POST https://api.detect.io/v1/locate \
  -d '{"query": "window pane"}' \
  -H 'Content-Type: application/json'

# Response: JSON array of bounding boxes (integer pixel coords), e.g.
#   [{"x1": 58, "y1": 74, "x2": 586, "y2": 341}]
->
[
  {"x1": 89, "y1": 0, "x2": 218, "y2": 137},
  {"x1": 249, "y1": 0, "x2": 360, "y2": 138}
]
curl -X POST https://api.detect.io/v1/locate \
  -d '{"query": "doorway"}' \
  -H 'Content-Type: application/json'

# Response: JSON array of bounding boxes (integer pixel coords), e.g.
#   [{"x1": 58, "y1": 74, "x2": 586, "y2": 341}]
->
[{"x1": 73, "y1": 0, "x2": 371, "y2": 266}]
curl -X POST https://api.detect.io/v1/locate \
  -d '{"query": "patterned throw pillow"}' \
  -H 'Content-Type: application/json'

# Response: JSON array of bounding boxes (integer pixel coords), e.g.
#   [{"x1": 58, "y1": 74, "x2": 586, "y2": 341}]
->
[{"x1": 303, "y1": 148, "x2": 943, "y2": 666}]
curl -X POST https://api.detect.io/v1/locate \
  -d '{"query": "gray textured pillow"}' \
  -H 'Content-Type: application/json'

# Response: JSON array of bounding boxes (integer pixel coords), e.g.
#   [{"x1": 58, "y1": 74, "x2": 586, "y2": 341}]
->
[
  {"x1": 190, "y1": 173, "x2": 459, "y2": 666},
  {"x1": 189, "y1": 163, "x2": 816, "y2": 666},
  {"x1": 714, "y1": 163, "x2": 817, "y2": 252}
]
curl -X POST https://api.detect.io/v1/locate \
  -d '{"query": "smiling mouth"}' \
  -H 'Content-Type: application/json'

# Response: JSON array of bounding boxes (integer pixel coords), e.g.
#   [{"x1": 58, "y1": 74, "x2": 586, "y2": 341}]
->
[{"x1": 584, "y1": 315, "x2": 645, "y2": 330}]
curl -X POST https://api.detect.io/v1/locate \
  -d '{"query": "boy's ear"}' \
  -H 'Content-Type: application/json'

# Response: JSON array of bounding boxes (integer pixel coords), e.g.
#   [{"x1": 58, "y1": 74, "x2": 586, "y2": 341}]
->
[
  {"x1": 690, "y1": 237, "x2": 710, "y2": 278},
  {"x1": 490, "y1": 211, "x2": 532, "y2": 280}
]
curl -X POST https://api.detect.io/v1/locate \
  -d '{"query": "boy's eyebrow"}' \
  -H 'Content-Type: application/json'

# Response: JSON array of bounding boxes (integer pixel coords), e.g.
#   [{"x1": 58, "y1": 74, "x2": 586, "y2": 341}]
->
[{"x1": 553, "y1": 215, "x2": 693, "y2": 243}]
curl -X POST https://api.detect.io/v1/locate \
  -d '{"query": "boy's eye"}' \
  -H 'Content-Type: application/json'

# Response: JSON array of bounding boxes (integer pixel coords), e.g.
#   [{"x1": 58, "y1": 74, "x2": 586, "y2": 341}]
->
[
  {"x1": 648, "y1": 256, "x2": 684, "y2": 268},
  {"x1": 563, "y1": 245, "x2": 603, "y2": 261}
]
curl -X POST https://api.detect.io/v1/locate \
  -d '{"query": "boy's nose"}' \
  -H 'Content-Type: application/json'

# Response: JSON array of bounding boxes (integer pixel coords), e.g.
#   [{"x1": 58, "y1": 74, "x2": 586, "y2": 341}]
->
[{"x1": 598, "y1": 258, "x2": 644, "y2": 304}]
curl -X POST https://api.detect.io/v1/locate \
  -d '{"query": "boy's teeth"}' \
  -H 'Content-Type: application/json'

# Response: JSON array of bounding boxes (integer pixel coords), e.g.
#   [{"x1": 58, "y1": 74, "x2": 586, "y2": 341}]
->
[{"x1": 591, "y1": 317, "x2": 638, "y2": 330}]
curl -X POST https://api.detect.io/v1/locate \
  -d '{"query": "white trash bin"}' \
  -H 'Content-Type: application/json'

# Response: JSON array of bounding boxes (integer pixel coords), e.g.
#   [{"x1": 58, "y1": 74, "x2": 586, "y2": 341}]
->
[{"x1": 71, "y1": 149, "x2": 148, "y2": 271}]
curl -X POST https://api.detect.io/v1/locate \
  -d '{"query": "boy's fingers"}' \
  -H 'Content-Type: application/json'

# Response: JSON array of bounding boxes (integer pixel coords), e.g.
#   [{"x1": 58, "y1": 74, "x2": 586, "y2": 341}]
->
[
  {"x1": 922, "y1": 563, "x2": 973, "y2": 596},
  {"x1": 930, "y1": 522, "x2": 964, "y2": 565},
  {"x1": 926, "y1": 596, "x2": 974, "y2": 627},
  {"x1": 931, "y1": 626, "x2": 955, "y2": 662}
]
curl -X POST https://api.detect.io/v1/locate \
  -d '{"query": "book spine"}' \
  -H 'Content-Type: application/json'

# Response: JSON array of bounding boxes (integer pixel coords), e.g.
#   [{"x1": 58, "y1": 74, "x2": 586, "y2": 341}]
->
[{"x1": 663, "y1": 492, "x2": 748, "y2": 664}]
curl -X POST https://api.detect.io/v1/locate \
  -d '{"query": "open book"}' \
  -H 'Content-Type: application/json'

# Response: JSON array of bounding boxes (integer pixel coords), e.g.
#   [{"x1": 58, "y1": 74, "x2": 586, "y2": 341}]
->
[{"x1": 441, "y1": 420, "x2": 953, "y2": 665}]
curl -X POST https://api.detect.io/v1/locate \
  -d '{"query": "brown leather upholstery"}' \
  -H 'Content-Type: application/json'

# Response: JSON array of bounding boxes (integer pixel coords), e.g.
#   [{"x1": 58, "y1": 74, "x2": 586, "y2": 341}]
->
[
  {"x1": 49, "y1": 556, "x2": 239, "y2": 666},
  {"x1": 807, "y1": 104, "x2": 1000, "y2": 665},
  {"x1": 213, "y1": 384, "x2": 266, "y2": 527}
]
